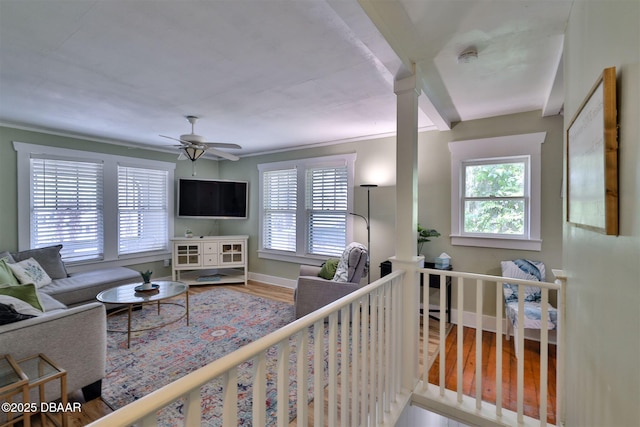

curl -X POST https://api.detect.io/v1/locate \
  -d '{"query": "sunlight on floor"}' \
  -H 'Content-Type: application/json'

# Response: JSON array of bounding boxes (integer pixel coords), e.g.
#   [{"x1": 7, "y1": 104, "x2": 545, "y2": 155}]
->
[{"x1": 396, "y1": 404, "x2": 472, "y2": 427}]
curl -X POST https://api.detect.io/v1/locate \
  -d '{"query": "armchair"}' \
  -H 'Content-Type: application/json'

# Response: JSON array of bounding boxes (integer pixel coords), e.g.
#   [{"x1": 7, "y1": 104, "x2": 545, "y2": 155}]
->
[
  {"x1": 501, "y1": 259, "x2": 557, "y2": 357},
  {"x1": 294, "y1": 243, "x2": 368, "y2": 319}
]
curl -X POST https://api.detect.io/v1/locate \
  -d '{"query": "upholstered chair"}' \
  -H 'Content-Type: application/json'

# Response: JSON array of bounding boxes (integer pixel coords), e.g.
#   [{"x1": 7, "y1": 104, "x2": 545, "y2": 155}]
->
[{"x1": 294, "y1": 243, "x2": 368, "y2": 319}]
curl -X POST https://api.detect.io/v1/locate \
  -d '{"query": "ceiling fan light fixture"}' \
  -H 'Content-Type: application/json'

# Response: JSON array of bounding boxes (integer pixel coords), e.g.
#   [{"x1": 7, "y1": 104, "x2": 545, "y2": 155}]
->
[
  {"x1": 457, "y1": 47, "x2": 478, "y2": 64},
  {"x1": 183, "y1": 146, "x2": 206, "y2": 162}
]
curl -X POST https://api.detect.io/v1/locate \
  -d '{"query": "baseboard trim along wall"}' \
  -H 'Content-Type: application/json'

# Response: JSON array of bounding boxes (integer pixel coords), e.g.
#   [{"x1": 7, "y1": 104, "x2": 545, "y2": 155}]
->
[{"x1": 248, "y1": 272, "x2": 297, "y2": 289}]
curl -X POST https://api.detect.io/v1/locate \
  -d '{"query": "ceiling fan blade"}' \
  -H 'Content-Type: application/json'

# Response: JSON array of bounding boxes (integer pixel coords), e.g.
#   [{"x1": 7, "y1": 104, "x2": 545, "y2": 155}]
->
[
  {"x1": 203, "y1": 142, "x2": 242, "y2": 149},
  {"x1": 208, "y1": 147, "x2": 239, "y2": 161},
  {"x1": 160, "y1": 134, "x2": 191, "y2": 145}
]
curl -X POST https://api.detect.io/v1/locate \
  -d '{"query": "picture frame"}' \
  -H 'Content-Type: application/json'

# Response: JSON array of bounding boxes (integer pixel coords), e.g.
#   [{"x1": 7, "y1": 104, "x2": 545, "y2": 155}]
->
[{"x1": 566, "y1": 67, "x2": 618, "y2": 235}]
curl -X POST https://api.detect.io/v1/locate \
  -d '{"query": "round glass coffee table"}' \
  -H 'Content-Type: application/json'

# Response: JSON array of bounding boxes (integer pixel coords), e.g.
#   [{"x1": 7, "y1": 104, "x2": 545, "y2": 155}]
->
[{"x1": 97, "y1": 280, "x2": 189, "y2": 348}]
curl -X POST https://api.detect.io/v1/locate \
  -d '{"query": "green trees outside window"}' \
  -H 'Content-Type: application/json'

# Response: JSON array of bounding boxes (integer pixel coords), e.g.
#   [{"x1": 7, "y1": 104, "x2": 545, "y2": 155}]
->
[{"x1": 463, "y1": 160, "x2": 527, "y2": 235}]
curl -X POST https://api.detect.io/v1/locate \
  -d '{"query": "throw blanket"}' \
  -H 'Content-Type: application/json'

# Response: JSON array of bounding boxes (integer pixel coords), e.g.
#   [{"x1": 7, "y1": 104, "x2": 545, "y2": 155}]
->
[{"x1": 333, "y1": 242, "x2": 368, "y2": 282}]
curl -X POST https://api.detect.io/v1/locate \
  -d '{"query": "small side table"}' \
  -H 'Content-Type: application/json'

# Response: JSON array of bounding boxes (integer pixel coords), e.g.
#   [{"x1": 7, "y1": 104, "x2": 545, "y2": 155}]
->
[
  {"x1": 17, "y1": 354, "x2": 68, "y2": 427},
  {"x1": 0, "y1": 354, "x2": 30, "y2": 427}
]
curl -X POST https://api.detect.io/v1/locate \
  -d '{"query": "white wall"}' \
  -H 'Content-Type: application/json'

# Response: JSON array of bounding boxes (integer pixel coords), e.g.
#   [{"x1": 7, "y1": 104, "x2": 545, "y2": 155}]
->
[{"x1": 563, "y1": 1, "x2": 640, "y2": 425}]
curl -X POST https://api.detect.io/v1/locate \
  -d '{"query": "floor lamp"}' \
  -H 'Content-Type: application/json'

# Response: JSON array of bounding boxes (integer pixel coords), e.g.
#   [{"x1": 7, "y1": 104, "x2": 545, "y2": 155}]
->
[{"x1": 350, "y1": 184, "x2": 377, "y2": 283}]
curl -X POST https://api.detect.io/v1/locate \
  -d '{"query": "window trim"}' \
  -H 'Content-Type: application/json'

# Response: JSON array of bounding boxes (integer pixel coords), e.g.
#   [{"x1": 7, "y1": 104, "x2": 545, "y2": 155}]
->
[
  {"x1": 257, "y1": 153, "x2": 356, "y2": 265},
  {"x1": 449, "y1": 132, "x2": 545, "y2": 251},
  {"x1": 13, "y1": 141, "x2": 175, "y2": 270}
]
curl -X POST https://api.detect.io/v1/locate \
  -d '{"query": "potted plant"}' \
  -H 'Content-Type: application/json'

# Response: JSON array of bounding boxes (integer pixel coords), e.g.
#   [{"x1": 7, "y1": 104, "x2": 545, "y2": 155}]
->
[
  {"x1": 417, "y1": 224, "x2": 440, "y2": 255},
  {"x1": 140, "y1": 270, "x2": 153, "y2": 289}
]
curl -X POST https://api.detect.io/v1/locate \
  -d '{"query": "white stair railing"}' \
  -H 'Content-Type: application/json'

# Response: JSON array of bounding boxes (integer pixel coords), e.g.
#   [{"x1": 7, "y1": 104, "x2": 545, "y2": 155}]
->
[
  {"x1": 413, "y1": 268, "x2": 566, "y2": 427},
  {"x1": 87, "y1": 270, "x2": 408, "y2": 427}
]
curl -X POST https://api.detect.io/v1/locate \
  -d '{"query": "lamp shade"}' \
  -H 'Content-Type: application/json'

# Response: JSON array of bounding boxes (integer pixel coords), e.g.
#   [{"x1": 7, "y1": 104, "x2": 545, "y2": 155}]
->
[{"x1": 183, "y1": 146, "x2": 206, "y2": 161}]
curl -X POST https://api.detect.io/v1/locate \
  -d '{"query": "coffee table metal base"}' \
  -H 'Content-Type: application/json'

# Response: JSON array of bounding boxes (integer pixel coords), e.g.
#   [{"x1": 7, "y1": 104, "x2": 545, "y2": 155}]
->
[{"x1": 97, "y1": 281, "x2": 189, "y2": 348}]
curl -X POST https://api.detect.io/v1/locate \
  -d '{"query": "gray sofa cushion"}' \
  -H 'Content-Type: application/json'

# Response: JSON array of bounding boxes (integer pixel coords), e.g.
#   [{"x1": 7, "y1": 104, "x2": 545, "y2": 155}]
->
[
  {"x1": 40, "y1": 267, "x2": 140, "y2": 306},
  {"x1": 0, "y1": 251, "x2": 14, "y2": 263},
  {"x1": 38, "y1": 292, "x2": 68, "y2": 312},
  {"x1": 11, "y1": 245, "x2": 68, "y2": 279}
]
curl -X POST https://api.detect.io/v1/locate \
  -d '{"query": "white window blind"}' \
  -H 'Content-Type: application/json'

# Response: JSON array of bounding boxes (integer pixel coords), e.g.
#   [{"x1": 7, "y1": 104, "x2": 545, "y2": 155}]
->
[
  {"x1": 306, "y1": 166, "x2": 348, "y2": 257},
  {"x1": 118, "y1": 165, "x2": 169, "y2": 256},
  {"x1": 262, "y1": 168, "x2": 297, "y2": 252},
  {"x1": 31, "y1": 157, "x2": 104, "y2": 263}
]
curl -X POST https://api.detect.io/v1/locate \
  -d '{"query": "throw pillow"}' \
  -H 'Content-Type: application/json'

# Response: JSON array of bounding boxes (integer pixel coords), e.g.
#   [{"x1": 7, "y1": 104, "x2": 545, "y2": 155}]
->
[
  {"x1": 0, "y1": 258, "x2": 19, "y2": 286},
  {"x1": 11, "y1": 244, "x2": 68, "y2": 279},
  {"x1": 0, "y1": 283, "x2": 44, "y2": 311},
  {"x1": 501, "y1": 259, "x2": 546, "y2": 303},
  {"x1": 8, "y1": 258, "x2": 52, "y2": 288},
  {"x1": 0, "y1": 295, "x2": 43, "y2": 317},
  {"x1": 0, "y1": 302, "x2": 36, "y2": 325},
  {"x1": 318, "y1": 258, "x2": 340, "y2": 280}
]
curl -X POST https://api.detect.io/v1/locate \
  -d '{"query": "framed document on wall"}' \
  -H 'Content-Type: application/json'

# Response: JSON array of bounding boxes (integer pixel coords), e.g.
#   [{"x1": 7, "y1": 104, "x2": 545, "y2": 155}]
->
[{"x1": 566, "y1": 67, "x2": 618, "y2": 235}]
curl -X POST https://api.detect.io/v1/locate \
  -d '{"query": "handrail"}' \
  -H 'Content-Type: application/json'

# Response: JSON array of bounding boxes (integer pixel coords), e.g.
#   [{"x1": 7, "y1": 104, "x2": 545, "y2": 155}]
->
[
  {"x1": 422, "y1": 267, "x2": 562, "y2": 290},
  {"x1": 416, "y1": 267, "x2": 566, "y2": 427},
  {"x1": 88, "y1": 270, "x2": 406, "y2": 426},
  {"x1": 88, "y1": 266, "x2": 565, "y2": 427}
]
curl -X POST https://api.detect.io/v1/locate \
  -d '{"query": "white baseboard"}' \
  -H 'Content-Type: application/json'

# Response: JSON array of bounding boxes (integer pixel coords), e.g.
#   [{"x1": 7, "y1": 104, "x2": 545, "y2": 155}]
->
[
  {"x1": 248, "y1": 272, "x2": 297, "y2": 289},
  {"x1": 427, "y1": 304, "x2": 557, "y2": 345}
]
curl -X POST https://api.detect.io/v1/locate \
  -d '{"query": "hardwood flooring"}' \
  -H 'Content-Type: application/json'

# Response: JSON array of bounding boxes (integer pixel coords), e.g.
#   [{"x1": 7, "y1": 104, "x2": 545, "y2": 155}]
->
[{"x1": 428, "y1": 325, "x2": 557, "y2": 425}]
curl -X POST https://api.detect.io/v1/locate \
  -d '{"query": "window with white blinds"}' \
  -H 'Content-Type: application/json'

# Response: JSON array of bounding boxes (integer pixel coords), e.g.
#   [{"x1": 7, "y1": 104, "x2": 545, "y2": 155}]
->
[
  {"x1": 31, "y1": 157, "x2": 105, "y2": 263},
  {"x1": 118, "y1": 165, "x2": 169, "y2": 255},
  {"x1": 258, "y1": 154, "x2": 355, "y2": 262},
  {"x1": 306, "y1": 166, "x2": 348, "y2": 256},
  {"x1": 262, "y1": 168, "x2": 297, "y2": 252},
  {"x1": 15, "y1": 142, "x2": 175, "y2": 266}
]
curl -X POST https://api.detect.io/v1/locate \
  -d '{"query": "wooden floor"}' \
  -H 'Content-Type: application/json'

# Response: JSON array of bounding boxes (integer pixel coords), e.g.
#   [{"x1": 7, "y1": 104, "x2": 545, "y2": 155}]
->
[
  {"x1": 31, "y1": 281, "x2": 552, "y2": 426},
  {"x1": 428, "y1": 325, "x2": 557, "y2": 425}
]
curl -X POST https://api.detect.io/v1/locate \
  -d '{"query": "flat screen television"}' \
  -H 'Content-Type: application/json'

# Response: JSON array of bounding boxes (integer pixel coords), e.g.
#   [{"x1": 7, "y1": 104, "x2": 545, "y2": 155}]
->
[{"x1": 178, "y1": 178, "x2": 248, "y2": 219}]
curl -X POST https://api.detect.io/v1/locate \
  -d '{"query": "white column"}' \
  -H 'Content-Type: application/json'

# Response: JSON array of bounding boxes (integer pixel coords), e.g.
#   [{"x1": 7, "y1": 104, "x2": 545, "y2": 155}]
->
[{"x1": 393, "y1": 74, "x2": 423, "y2": 391}]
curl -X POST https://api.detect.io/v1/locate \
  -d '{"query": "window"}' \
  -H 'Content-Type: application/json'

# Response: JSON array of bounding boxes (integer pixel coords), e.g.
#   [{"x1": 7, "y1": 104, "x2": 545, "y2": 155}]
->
[
  {"x1": 262, "y1": 168, "x2": 297, "y2": 252},
  {"x1": 31, "y1": 157, "x2": 105, "y2": 263},
  {"x1": 462, "y1": 158, "x2": 528, "y2": 236},
  {"x1": 449, "y1": 133, "x2": 545, "y2": 250},
  {"x1": 118, "y1": 165, "x2": 169, "y2": 255},
  {"x1": 258, "y1": 154, "x2": 355, "y2": 263},
  {"x1": 14, "y1": 142, "x2": 175, "y2": 266}
]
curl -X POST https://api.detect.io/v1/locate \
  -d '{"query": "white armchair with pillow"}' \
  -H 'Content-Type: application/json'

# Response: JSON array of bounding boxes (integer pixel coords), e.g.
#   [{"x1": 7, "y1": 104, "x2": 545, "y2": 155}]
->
[
  {"x1": 294, "y1": 242, "x2": 368, "y2": 319},
  {"x1": 501, "y1": 259, "x2": 557, "y2": 357}
]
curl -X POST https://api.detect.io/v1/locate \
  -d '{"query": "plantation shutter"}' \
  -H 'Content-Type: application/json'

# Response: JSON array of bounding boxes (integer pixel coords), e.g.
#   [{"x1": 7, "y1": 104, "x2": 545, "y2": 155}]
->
[
  {"x1": 30, "y1": 157, "x2": 104, "y2": 263},
  {"x1": 118, "y1": 165, "x2": 169, "y2": 255},
  {"x1": 306, "y1": 165, "x2": 348, "y2": 257},
  {"x1": 263, "y1": 168, "x2": 297, "y2": 252}
]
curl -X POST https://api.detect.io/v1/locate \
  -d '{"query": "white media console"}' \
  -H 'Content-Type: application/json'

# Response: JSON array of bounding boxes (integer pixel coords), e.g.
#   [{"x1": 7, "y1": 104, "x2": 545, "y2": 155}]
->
[{"x1": 171, "y1": 235, "x2": 248, "y2": 286}]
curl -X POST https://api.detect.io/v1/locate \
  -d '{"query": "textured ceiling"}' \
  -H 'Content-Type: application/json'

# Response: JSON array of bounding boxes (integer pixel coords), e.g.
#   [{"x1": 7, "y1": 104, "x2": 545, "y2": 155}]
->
[{"x1": 0, "y1": 0, "x2": 571, "y2": 158}]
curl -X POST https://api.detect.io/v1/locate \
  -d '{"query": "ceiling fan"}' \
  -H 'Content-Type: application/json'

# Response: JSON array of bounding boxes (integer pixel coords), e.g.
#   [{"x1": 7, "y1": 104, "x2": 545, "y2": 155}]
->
[{"x1": 160, "y1": 116, "x2": 241, "y2": 162}]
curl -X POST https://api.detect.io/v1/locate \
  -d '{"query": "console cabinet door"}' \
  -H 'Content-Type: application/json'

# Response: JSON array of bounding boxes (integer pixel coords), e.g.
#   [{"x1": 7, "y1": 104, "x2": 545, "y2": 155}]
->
[
  {"x1": 219, "y1": 241, "x2": 244, "y2": 266},
  {"x1": 174, "y1": 242, "x2": 202, "y2": 267}
]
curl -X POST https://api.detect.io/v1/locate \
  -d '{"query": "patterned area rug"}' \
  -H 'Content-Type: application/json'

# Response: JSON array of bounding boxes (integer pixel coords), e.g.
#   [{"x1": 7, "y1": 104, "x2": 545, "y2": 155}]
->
[{"x1": 103, "y1": 288, "x2": 332, "y2": 426}]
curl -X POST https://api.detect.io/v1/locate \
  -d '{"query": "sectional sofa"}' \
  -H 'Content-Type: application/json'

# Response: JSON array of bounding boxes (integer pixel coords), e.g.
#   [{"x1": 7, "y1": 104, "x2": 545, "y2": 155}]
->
[{"x1": 0, "y1": 245, "x2": 140, "y2": 403}]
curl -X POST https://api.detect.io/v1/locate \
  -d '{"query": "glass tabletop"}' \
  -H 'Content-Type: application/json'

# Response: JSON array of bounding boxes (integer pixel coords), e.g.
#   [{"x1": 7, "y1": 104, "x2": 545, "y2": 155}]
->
[
  {"x1": 17, "y1": 354, "x2": 61, "y2": 384},
  {"x1": 0, "y1": 355, "x2": 25, "y2": 389},
  {"x1": 96, "y1": 280, "x2": 188, "y2": 304}
]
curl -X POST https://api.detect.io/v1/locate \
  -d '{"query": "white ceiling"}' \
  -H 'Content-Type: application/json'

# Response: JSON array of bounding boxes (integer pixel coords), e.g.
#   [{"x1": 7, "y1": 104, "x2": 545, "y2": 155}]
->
[{"x1": 0, "y1": 0, "x2": 572, "y2": 158}]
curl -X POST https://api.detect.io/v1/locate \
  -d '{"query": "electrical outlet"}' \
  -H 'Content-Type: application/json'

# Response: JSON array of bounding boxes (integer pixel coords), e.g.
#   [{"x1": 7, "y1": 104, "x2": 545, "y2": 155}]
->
[{"x1": 163, "y1": 259, "x2": 171, "y2": 267}]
